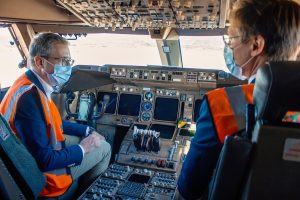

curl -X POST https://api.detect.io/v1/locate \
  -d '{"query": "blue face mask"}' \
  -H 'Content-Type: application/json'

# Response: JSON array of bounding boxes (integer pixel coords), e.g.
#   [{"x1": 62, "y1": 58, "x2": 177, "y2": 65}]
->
[
  {"x1": 51, "y1": 64, "x2": 72, "y2": 86},
  {"x1": 223, "y1": 45, "x2": 246, "y2": 80},
  {"x1": 43, "y1": 59, "x2": 72, "y2": 87}
]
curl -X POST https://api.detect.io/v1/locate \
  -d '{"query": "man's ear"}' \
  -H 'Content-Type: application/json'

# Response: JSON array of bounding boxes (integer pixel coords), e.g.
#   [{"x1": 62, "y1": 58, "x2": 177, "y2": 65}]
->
[
  {"x1": 251, "y1": 35, "x2": 265, "y2": 56},
  {"x1": 33, "y1": 56, "x2": 44, "y2": 69}
]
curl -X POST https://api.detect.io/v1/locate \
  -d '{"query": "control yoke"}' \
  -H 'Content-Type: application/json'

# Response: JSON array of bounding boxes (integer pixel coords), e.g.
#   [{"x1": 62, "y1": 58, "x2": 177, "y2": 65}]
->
[
  {"x1": 65, "y1": 92, "x2": 110, "y2": 123},
  {"x1": 65, "y1": 91, "x2": 77, "y2": 119},
  {"x1": 93, "y1": 94, "x2": 110, "y2": 120}
]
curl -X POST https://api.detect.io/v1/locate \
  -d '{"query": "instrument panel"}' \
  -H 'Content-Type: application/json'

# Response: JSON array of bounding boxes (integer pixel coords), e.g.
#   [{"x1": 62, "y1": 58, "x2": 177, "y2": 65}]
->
[
  {"x1": 71, "y1": 64, "x2": 228, "y2": 126},
  {"x1": 65, "y1": 64, "x2": 243, "y2": 199},
  {"x1": 110, "y1": 65, "x2": 217, "y2": 83},
  {"x1": 91, "y1": 86, "x2": 200, "y2": 126}
]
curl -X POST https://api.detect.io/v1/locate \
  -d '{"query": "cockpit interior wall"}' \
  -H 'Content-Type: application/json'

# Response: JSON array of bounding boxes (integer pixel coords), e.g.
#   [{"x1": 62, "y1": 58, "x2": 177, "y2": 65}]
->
[{"x1": 0, "y1": 0, "x2": 81, "y2": 23}]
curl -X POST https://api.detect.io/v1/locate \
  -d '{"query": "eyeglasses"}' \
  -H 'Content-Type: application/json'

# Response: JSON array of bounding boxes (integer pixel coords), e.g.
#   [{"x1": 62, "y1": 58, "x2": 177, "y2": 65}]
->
[
  {"x1": 223, "y1": 35, "x2": 241, "y2": 47},
  {"x1": 42, "y1": 56, "x2": 75, "y2": 66}
]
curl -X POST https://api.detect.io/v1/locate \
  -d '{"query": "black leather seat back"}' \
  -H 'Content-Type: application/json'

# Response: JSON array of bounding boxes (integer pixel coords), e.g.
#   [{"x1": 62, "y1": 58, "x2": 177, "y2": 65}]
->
[
  {"x1": 244, "y1": 125, "x2": 300, "y2": 200},
  {"x1": 244, "y1": 61, "x2": 300, "y2": 200},
  {"x1": 0, "y1": 114, "x2": 46, "y2": 199},
  {"x1": 254, "y1": 61, "x2": 300, "y2": 123}
]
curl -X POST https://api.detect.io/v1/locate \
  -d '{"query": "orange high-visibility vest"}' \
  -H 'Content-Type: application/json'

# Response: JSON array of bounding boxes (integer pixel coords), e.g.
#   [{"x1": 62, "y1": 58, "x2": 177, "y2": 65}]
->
[
  {"x1": 206, "y1": 84, "x2": 254, "y2": 143},
  {"x1": 0, "y1": 73, "x2": 72, "y2": 197}
]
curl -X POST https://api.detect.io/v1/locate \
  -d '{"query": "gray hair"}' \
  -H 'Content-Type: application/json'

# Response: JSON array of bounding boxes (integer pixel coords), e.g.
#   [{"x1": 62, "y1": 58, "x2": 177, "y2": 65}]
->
[{"x1": 29, "y1": 32, "x2": 69, "y2": 66}]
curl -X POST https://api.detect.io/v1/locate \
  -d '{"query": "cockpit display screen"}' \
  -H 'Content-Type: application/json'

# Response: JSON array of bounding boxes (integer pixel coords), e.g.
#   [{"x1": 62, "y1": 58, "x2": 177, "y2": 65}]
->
[
  {"x1": 150, "y1": 124, "x2": 176, "y2": 139},
  {"x1": 97, "y1": 92, "x2": 118, "y2": 114},
  {"x1": 193, "y1": 99, "x2": 203, "y2": 122},
  {"x1": 118, "y1": 94, "x2": 141, "y2": 116},
  {"x1": 154, "y1": 97, "x2": 178, "y2": 122}
]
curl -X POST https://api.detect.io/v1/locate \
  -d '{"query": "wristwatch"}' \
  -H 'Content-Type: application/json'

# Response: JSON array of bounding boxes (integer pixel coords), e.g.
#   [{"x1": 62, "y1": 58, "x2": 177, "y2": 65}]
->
[{"x1": 87, "y1": 127, "x2": 95, "y2": 136}]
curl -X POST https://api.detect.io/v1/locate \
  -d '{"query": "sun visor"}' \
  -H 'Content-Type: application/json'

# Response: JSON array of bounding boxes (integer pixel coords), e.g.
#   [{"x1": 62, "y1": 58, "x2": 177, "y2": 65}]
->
[{"x1": 60, "y1": 65, "x2": 115, "y2": 93}]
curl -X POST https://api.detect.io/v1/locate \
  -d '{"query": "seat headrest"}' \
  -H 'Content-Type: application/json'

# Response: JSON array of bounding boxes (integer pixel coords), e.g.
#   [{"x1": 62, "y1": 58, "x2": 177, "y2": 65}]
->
[{"x1": 254, "y1": 61, "x2": 300, "y2": 122}]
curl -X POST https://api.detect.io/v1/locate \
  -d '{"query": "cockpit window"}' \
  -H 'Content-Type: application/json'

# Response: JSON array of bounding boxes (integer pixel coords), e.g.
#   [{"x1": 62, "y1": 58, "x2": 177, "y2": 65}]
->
[
  {"x1": 68, "y1": 34, "x2": 227, "y2": 71},
  {"x1": 68, "y1": 34, "x2": 161, "y2": 66},
  {"x1": 180, "y1": 36, "x2": 227, "y2": 70},
  {"x1": 0, "y1": 27, "x2": 26, "y2": 88},
  {"x1": 0, "y1": 30, "x2": 228, "y2": 88}
]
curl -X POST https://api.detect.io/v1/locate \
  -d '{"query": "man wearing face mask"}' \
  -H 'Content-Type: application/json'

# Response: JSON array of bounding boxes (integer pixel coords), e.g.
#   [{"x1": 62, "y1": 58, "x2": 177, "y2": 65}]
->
[
  {"x1": 177, "y1": 0, "x2": 300, "y2": 199},
  {"x1": 0, "y1": 33, "x2": 111, "y2": 198}
]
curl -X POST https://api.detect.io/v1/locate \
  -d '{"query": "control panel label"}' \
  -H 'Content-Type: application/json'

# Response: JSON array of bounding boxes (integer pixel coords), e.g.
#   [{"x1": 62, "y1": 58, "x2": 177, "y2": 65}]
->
[{"x1": 283, "y1": 138, "x2": 300, "y2": 162}]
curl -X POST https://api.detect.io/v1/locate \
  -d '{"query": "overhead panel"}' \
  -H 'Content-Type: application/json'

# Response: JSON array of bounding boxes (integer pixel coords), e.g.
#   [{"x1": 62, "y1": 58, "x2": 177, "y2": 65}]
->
[{"x1": 58, "y1": 0, "x2": 227, "y2": 31}]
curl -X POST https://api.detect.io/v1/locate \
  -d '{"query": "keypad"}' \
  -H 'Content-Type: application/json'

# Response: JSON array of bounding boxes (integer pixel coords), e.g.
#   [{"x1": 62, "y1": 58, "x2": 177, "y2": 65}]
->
[{"x1": 117, "y1": 181, "x2": 146, "y2": 198}]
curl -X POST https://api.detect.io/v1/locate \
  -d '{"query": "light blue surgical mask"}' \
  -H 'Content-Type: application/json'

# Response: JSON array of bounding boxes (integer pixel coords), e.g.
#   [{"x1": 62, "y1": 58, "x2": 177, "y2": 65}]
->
[
  {"x1": 52, "y1": 64, "x2": 72, "y2": 86},
  {"x1": 224, "y1": 42, "x2": 257, "y2": 81},
  {"x1": 223, "y1": 45, "x2": 247, "y2": 80},
  {"x1": 43, "y1": 59, "x2": 72, "y2": 88}
]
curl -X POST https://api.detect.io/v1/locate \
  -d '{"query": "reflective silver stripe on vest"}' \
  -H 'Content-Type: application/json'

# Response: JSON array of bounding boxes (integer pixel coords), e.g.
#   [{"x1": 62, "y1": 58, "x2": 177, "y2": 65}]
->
[
  {"x1": 38, "y1": 91, "x2": 62, "y2": 150},
  {"x1": 37, "y1": 90, "x2": 68, "y2": 176},
  {"x1": 224, "y1": 86, "x2": 247, "y2": 131},
  {"x1": 3, "y1": 84, "x2": 36, "y2": 122}
]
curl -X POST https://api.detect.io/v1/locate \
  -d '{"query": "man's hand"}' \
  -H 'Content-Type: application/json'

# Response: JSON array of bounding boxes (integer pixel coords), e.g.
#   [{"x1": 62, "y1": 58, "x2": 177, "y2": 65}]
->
[{"x1": 79, "y1": 131, "x2": 105, "y2": 154}]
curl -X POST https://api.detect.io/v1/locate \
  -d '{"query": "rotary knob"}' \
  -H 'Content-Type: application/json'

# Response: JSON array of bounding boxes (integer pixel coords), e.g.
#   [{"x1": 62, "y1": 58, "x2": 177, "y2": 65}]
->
[{"x1": 131, "y1": 156, "x2": 137, "y2": 162}]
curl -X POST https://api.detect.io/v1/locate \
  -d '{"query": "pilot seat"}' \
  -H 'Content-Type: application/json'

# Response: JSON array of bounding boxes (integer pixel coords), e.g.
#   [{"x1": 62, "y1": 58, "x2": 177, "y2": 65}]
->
[{"x1": 0, "y1": 112, "x2": 79, "y2": 199}]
